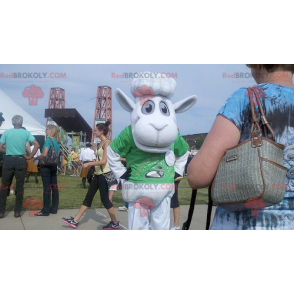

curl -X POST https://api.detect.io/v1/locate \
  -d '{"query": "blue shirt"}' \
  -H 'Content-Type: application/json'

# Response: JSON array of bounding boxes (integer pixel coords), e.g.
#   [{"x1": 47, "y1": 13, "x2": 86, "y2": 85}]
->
[
  {"x1": 43, "y1": 137, "x2": 60, "y2": 153},
  {"x1": 0, "y1": 128, "x2": 35, "y2": 155},
  {"x1": 212, "y1": 83, "x2": 294, "y2": 230}
]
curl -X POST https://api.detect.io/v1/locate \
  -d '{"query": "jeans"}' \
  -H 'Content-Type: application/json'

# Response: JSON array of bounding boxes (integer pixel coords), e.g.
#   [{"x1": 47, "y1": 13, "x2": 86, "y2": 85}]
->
[
  {"x1": 0, "y1": 156, "x2": 26, "y2": 213},
  {"x1": 40, "y1": 166, "x2": 59, "y2": 214}
]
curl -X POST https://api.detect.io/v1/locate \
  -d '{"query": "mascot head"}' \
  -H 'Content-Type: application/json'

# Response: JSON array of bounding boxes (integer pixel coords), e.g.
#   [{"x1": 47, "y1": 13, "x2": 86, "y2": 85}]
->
[{"x1": 115, "y1": 72, "x2": 197, "y2": 153}]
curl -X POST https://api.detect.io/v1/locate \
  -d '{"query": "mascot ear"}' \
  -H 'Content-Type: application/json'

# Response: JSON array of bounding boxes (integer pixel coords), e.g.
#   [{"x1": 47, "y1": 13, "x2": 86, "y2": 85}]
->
[
  {"x1": 115, "y1": 89, "x2": 135, "y2": 113},
  {"x1": 173, "y1": 95, "x2": 197, "y2": 113}
]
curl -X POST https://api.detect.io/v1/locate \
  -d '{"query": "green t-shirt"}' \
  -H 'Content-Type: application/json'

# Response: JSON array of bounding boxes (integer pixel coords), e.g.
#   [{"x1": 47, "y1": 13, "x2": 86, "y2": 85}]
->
[
  {"x1": 0, "y1": 128, "x2": 35, "y2": 155},
  {"x1": 43, "y1": 137, "x2": 60, "y2": 153},
  {"x1": 110, "y1": 125, "x2": 188, "y2": 183}
]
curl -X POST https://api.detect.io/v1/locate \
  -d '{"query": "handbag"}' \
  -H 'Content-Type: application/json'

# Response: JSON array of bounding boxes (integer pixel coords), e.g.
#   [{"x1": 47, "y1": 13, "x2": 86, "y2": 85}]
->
[
  {"x1": 211, "y1": 87, "x2": 287, "y2": 211},
  {"x1": 97, "y1": 142, "x2": 117, "y2": 186},
  {"x1": 39, "y1": 138, "x2": 60, "y2": 167}
]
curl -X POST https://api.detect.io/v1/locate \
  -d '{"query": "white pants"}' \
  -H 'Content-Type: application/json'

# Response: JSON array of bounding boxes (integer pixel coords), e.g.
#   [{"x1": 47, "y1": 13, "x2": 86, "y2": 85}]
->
[{"x1": 128, "y1": 197, "x2": 171, "y2": 230}]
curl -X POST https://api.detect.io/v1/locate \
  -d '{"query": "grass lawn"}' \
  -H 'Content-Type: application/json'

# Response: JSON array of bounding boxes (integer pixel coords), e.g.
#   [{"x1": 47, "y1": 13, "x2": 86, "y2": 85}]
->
[{"x1": 4, "y1": 173, "x2": 208, "y2": 211}]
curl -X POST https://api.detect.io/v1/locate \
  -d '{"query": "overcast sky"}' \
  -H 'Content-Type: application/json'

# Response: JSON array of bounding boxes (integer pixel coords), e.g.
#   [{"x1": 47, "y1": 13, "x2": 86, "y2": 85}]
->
[{"x1": 0, "y1": 64, "x2": 255, "y2": 137}]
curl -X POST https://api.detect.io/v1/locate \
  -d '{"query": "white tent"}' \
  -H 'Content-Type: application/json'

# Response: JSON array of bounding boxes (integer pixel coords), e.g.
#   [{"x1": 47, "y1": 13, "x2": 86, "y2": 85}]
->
[{"x1": 0, "y1": 89, "x2": 45, "y2": 136}]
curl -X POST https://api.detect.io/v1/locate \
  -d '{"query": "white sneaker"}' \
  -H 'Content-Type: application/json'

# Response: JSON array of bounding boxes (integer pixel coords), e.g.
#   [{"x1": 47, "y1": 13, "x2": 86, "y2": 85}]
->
[
  {"x1": 171, "y1": 225, "x2": 181, "y2": 230},
  {"x1": 10, "y1": 189, "x2": 15, "y2": 195},
  {"x1": 118, "y1": 206, "x2": 128, "y2": 211}
]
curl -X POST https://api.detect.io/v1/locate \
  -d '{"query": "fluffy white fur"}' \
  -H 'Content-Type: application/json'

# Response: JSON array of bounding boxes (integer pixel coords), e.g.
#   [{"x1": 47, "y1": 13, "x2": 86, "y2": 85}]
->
[{"x1": 130, "y1": 72, "x2": 177, "y2": 99}]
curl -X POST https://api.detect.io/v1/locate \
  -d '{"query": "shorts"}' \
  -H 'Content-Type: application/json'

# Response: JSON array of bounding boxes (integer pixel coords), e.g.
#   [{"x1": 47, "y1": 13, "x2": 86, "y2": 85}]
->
[
  {"x1": 109, "y1": 179, "x2": 120, "y2": 191},
  {"x1": 170, "y1": 180, "x2": 180, "y2": 209}
]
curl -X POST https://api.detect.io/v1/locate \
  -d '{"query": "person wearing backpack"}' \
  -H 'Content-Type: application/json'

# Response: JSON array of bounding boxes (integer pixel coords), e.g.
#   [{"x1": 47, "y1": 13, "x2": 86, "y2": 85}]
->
[{"x1": 34, "y1": 125, "x2": 61, "y2": 216}]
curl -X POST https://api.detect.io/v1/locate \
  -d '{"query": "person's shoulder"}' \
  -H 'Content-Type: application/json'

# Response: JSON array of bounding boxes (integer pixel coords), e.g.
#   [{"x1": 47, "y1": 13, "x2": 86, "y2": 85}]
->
[
  {"x1": 4, "y1": 128, "x2": 16, "y2": 134},
  {"x1": 228, "y1": 87, "x2": 248, "y2": 100},
  {"x1": 2, "y1": 129, "x2": 10, "y2": 135},
  {"x1": 222, "y1": 87, "x2": 249, "y2": 110},
  {"x1": 24, "y1": 129, "x2": 34, "y2": 136}
]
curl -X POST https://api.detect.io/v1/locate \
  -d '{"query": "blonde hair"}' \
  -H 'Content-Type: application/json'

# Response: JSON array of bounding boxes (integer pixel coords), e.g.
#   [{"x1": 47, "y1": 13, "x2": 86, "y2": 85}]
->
[{"x1": 47, "y1": 125, "x2": 61, "y2": 143}]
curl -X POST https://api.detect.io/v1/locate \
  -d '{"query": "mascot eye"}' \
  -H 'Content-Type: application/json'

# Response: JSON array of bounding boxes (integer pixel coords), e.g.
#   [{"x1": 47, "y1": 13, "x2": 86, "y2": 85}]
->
[
  {"x1": 159, "y1": 101, "x2": 170, "y2": 116},
  {"x1": 142, "y1": 100, "x2": 155, "y2": 115}
]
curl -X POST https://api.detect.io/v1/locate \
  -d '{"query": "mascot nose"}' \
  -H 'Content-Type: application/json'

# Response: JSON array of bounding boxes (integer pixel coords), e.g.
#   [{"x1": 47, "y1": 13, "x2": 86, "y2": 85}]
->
[{"x1": 150, "y1": 124, "x2": 168, "y2": 131}]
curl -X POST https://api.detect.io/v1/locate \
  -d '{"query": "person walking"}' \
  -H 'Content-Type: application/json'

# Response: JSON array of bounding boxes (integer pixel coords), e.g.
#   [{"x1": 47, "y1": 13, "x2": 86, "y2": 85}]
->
[
  {"x1": 71, "y1": 147, "x2": 79, "y2": 177},
  {"x1": 34, "y1": 125, "x2": 61, "y2": 216},
  {"x1": 79, "y1": 142, "x2": 96, "y2": 188},
  {"x1": 188, "y1": 64, "x2": 294, "y2": 230},
  {"x1": 62, "y1": 121, "x2": 120, "y2": 229},
  {"x1": 0, "y1": 115, "x2": 39, "y2": 218},
  {"x1": 61, "y1": 154, "x2": 67, "y2": 175}
]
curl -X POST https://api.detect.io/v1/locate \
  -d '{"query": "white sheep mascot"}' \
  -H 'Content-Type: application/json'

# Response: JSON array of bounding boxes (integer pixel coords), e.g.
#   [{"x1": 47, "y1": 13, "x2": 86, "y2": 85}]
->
[{"x1": 108, "y1": 72, "x2": 197, "y2": 230}]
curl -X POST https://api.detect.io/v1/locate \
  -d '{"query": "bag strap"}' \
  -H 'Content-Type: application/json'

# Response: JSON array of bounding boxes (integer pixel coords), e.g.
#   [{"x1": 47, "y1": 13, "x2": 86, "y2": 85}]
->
[
  {"x1": 48, "y1": 138, "x2": 55, "y2": 153},
  {"x1": 247, "y1": 87, "x2": 276, "y2": 147},
  {"x1": 182, "y1": 189, "x2": 197, "y2": 230},
  {"x1": 97, "y1": 140, "x2": 110, "y2": 173},
  {"x1": 99, "y1": 139, "x2": 110, "y2": 150},
  {"x1": 97, "y1": 153, "x2": 104, "y2": 174},
  {"x1": 250, "y1": 87, "x2": 276, "y2": 140},
  {"x1": 206, "y1": 185, "x2": 213, "y2": 230}
]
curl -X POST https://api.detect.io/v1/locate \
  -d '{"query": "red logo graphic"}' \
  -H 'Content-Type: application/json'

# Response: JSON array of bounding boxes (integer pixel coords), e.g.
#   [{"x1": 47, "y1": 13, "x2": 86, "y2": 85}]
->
[
  {"x1": 134, "y1": 196, "x2": 155, "y2": 217},
  {"x1": 133, "y1": 85, "x2": 155, "y2": 105},
  {"x1": 23, "y1": 197, "x2": 44, "y2": 216},
  {"x1": 22, "y1": 85, "x2": 44, "y2": 105},
  {"x1": 245, "y1": 197, "x2": 266, "y2": 216}
]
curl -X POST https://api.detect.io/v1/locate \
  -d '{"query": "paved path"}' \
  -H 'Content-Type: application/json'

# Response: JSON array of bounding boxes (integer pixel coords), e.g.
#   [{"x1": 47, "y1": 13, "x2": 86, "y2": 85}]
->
[{"x1": 0, "y1": 205, "x2": 216, "y2": 230}]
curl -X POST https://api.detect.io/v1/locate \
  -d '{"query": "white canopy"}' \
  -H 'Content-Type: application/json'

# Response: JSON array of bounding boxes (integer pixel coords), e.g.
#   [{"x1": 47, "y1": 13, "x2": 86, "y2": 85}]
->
[{"x1": 0, "y1": 89, "x2": 46, "y2": 136}]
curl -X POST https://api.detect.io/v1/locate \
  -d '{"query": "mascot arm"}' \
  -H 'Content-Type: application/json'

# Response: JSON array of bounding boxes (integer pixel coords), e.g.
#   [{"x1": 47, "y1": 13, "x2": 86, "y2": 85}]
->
[
  {"x1": 107, "y1": 145, "x2": 127, "y2": 178},
  {"x1": 174, "y1": 150, "x2": 189, "y2": 176},
  {"x1": 173, "y1": 133, "x2": 189, "y2": 176}
]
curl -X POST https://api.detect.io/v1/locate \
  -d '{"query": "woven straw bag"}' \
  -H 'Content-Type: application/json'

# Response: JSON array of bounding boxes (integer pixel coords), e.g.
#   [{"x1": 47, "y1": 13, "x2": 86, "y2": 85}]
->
[{"x1": 211, "y1": 87, "x2": 287, "y2": 211}]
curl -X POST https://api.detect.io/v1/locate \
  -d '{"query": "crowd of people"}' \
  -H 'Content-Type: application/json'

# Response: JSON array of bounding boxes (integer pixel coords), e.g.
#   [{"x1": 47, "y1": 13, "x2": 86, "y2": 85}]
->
[
  {"x1": 1, "y1": 65, "x2": 294, "y2": 230},
  {"x1": 0, "y1": 115, "x2": 187, "y2": 230}
]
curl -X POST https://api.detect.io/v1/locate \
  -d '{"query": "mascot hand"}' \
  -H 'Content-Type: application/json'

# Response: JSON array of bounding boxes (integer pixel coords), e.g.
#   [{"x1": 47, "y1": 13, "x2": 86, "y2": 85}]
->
[
  {"x1": 120, "y1": 168, "x2": 132, "y2": 181},
  {"x1": 174, "y1": 172, "x2": 183, "y2": 182}
]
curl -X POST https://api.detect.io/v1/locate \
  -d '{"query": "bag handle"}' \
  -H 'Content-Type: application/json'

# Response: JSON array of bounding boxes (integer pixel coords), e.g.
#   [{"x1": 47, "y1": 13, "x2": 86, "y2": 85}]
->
[
  {"x1": 206, "y1": 186, "x2": 213, "y2": 230},
  {"x1": 250, "y1": 87, "x2": 276, "y2": 140},
  {"x1": 99, "y1": 139, "x2": 110, "y2": 150},
  {"x1": 48, "y1": 138, "x2": 55, "y2": 153},
  {"x1": 97, "y1": 140, "x2": 110, "y2": 173},
  {"x1": 182, "y1": 189, "x2": 197, "y2": 230},
  {"x1": 247, "y1": 87, "x2": 276, "y2": 147},
  {"x1": 97, "y1": 153, "x2": 104, "y2": 174}
]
